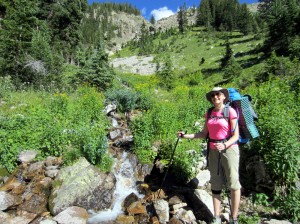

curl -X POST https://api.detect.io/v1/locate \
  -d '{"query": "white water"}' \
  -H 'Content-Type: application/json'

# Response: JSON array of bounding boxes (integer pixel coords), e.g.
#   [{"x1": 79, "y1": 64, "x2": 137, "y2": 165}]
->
[{"x1": 87, "y1": 151, "x2": 144, "y2": 223}]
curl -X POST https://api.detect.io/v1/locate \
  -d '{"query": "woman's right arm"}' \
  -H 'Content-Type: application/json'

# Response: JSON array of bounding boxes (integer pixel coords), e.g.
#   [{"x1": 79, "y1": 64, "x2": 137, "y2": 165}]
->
[{"x1": 179, "y1": 121, "x2": 209, "y2": 139}]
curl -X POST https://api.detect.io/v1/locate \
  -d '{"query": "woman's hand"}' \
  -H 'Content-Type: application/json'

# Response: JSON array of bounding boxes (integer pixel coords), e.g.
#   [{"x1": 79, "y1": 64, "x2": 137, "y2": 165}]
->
[
  {"x1": 177, "y1": 131, "x2": 185, "y2": 138},
  {"x1": 215, "y1": 142, "x2": 226, "y2": 151}
]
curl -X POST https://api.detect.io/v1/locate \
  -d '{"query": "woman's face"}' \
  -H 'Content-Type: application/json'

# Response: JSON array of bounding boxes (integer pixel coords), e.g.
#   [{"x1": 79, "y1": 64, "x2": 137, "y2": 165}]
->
[{"x1": 210, "y1": 91, "x2": 226, "y2": 105}]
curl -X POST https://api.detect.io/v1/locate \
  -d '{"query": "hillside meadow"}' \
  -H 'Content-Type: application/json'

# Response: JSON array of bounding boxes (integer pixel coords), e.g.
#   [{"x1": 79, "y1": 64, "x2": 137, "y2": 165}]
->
[{"x1": 1, "y1": 27, "x2": 300, "y2": 222}]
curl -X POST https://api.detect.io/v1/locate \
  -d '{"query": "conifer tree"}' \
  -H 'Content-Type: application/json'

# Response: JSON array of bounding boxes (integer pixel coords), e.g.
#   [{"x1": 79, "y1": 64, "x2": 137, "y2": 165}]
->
[
  {"x1": 177, "y1": 4, "x2": 188, "y2": 33},
  {"x1": 221, "y1": 39, "x2": 233, "y2": 68},
  {"x1": 75, "y1": 42, "x2": 115, "y2": 91},
  {"x1": 196, "y1": 0, "x2": 213, "y2": 28},
  {"x1": 138, "y1": 21, "x2": 152, "y2": 55},
  {"x1": 0, "y1": 0, "x2": 41, "y2": 82},
  {"x1": 238, "y1": 4, "x2": 253, "y2": 35},
  {"x1": 259, "y1": 0, "x2": 300, "y2": 55},
  {"x1": 150, "y1": 15, "x2": 156, "y2": 25}
]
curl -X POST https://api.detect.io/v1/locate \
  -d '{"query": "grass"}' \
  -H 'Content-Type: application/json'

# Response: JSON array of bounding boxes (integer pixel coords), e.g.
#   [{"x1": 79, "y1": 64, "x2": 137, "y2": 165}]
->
[{"x1": 111, "y1": 27, "x2": 265, "y2": 86}]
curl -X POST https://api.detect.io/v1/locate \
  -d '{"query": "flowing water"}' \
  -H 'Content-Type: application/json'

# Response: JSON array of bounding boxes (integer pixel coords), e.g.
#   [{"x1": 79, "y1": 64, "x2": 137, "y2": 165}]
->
[{"x1": 87, "y1": 151, "x2": 144, "y2": 223}]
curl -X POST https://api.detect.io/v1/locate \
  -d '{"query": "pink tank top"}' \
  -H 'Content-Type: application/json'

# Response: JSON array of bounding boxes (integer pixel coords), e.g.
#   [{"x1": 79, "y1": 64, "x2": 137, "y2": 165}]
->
[{"x1": 206, "y1": 107, "x2": 237, "y2": 149}]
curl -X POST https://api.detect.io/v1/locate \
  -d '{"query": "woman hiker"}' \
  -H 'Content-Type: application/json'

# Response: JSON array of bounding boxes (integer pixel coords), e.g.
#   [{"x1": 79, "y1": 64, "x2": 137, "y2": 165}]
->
[{"x1": 178, "y1": 87, "x2": 240, "y2": 224}]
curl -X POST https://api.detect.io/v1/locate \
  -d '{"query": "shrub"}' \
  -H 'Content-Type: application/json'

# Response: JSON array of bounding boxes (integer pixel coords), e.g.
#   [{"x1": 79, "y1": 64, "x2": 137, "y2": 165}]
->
[
  {"x1": 246, "y1": 80, "x2": 300, "y2": 221},
  {"x1": 0, "y1": 76, "x2": 15, "y2": 98},
  {"x1": 105, "y1": 88, "x2": 139, "y2": 113},
  {"x1": 0, "y1": 86, "x2": 111, "y2": 172}
]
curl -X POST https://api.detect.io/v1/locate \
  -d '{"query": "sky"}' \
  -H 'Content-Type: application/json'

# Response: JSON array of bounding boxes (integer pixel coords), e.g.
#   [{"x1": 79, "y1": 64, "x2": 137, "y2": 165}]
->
[{"x1": 88, "y1": 0, "x2": 259, "y2": 20}]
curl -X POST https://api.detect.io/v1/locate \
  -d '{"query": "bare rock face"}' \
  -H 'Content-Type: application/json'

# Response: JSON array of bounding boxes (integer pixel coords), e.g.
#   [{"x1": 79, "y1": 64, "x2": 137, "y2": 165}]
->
[{"x1": 49, "y1": 157, "x2": 116, "y2": 215}]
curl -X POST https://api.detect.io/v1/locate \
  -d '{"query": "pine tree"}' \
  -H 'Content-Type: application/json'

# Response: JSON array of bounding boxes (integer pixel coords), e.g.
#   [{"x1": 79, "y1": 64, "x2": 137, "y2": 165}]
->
[
  {"x1": 221, "y1": 39, "x2": 233, "y2": 68},
  {"x1": 75, "y1": 42, "x2": 115, "y2": 91},
  {"x1": 196, "y1": 0, "x2": 213, "y2": 28},
  {"x1": 0, "y1": 0, "x2": 41, "y2": 83},
  {"x1": 177, "y1": 4, "x2": 188, "y2": 33},
  {"x1": 259, "y1": 0, "x2": 300, "y2": 55},
  {"x1": 138, "y1": 21, "x2": 152, "y2": 55},
  {"x1": 150, "y1": 15, "x2": 156, "y2": 25},
  {"x1": 238, "y1": 4, "x2": 253, "y2": 35},
  {"x1": 156, "y1": 56, "x2": 175, "y2": 90}
]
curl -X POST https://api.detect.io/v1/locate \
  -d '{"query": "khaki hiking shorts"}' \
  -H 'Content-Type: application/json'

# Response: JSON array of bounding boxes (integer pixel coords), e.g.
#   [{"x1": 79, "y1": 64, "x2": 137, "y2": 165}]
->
[{"x1": 208, "y1": 145, "x2": 241, "y2": 191}]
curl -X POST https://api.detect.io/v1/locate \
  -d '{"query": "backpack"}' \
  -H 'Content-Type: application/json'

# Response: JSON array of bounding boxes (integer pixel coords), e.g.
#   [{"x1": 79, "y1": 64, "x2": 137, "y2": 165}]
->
[{"x1": 207, "y1": 87, "x2": 259, "y2": 144}]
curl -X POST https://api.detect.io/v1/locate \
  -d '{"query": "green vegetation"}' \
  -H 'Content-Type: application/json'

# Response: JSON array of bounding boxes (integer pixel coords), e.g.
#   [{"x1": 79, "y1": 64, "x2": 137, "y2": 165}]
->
[
  {"x1": 0, "y1": 84, "x2": 112, "y2": 172},
  {"x1": 0, "y1": 0, "x2": 300, "y2": 221}
]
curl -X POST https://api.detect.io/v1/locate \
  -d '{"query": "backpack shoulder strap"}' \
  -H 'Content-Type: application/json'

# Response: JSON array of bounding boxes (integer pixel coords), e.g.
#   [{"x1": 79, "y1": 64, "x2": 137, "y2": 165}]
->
[
  {"x1": 207, "y1": 107, "x2": 214, "y2": 118},
  {"x1": 223, "y1": 103, "x2": 230, "y2": 121}
]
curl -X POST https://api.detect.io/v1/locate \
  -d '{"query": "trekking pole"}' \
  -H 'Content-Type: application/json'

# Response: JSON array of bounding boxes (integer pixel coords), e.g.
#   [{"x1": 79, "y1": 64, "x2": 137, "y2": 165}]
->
[
  {"x1": 158, "y1": 131, "x2": 186, "y2": 197},
  {"x1": 218, "y1": 152, "x2": 233, "y2": 220}
]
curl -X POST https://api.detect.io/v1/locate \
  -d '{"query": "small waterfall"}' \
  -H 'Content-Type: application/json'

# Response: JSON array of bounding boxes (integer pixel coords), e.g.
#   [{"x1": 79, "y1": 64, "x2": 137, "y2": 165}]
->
[{"x1": 87, "y1": 151, "x2": 144, "y2": 223}]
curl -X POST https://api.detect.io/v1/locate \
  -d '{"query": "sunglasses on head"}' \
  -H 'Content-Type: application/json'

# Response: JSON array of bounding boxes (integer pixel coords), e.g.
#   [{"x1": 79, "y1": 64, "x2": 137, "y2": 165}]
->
[{"x1": 210, "y1": 92, "x2": 223, "y2": 98}]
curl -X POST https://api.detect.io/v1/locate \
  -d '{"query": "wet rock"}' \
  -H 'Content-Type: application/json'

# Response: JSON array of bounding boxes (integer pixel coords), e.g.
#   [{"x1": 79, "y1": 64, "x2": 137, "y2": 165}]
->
[
  {"x1": 18, "y1": 150, "x2": 38, "y2": 163},
  {"x1": 169, "y1": 217, "x2": 184, "y2": 224},
  {"x1": 134, "y1": 213, "x2": 150, "y2": 223},
  {"x1": 49, "y1": 157, "x2": 116, "y2": 215},
  {"x1": 53, "y1": 206, "x2": 89, "y2": 224},
  {"x1": 116, "y1": 214, "x2": 135, "y2": 224},
  {"x1": 0, "y1": 191, "x2": 22, "y2": 210},
  {"x1": 151, "y1": 216, "x2": 160, "y2": 224},
  {"x1": 127, "y1": 201, "x2": 147, "y2": 215},
  {"x1": 122, "y1": 192, "x2": 139, "y2": 212},
  {"x1": 25, "y1": 161, "x2": 45, "y2": 179},
  {"x1": 0, "y1": 175, "x2": 22, "y2": 192},
  {"x1": 127, "y1": 154, "x2": 153, "y2": 181}
]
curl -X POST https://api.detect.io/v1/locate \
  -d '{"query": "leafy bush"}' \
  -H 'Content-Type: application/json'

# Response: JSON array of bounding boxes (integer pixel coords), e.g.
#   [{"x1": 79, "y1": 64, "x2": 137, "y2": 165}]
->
[
  {"x1": 105, "y1": 88, "x2": 139, "y2": 113},
  {"x1": 105, "y1": 87, "x2": 153, "y2": 113},
  {"x1": 274, "y1": 186, "x2": 300, "y2": 222},
  {"x1": 0, "y1": 86, "x2": 111, "y2": 172},
  {"x1": 0, "y1": 76, "x2": 15, "y2": 98},
  {"x1": 246, "y1": 80, "x2": 300, "y2": 221}
]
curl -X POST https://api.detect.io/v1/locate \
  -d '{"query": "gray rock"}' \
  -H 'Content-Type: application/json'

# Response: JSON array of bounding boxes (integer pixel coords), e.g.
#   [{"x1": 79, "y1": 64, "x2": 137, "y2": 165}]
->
[
  {"x1": 18, "y1": 150, "x2": 38, "y2": 163},
  {"x1": 187, "y1": 189, "x2": 214, "y2": 223},
  {"x1": 153, "y1": 199, "x2": 169, "y2": 223},
  {"x1": 53, "y1": 206, "x2": 89, "y2": 224},
  {"x1": 263, "y1": 219, "x2": 292, "y2": 224},
  {"x1": 40, "y1": 220, "x2": 57, "y2": 224},
  {"x1": 0, "y1": 191, "x2": 22, "y2": 211},
  {"x1": 49, "y1": 157, "x2": 116, "y2": 215},
  {"x1": 109, "y1": 129, "x2": 122, "y2": 140},
  {"x1": 45, "y1": 169, "x2": 59, "y2": 178}
]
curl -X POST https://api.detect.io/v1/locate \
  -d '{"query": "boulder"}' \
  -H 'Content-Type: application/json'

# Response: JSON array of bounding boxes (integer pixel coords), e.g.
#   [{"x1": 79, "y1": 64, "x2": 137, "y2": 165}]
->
[
  {"x1": 187, "y1": 189, "x2": 214, "y2": 223},
  {"x1": 0, "y1": 191, "x2": 22, "y2": 211},
  {"x1": 53, "y1": 206, "x2": 89, "y2": 224},
  {"x1": 49, "y1": 157, "x2": 116, "y2": 215}
]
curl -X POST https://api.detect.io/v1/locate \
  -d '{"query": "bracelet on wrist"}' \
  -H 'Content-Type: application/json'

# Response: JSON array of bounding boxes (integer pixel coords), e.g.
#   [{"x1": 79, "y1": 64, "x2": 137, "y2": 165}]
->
[{"x1": 223, "y1": 143, "x2": 226, "y2": 149}]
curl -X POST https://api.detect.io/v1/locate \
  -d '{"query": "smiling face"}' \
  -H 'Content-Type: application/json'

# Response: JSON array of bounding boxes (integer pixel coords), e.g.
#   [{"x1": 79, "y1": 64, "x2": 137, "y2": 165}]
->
[{"x1": 210, "y1": 91, "x2": 226, "y2": 105}]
